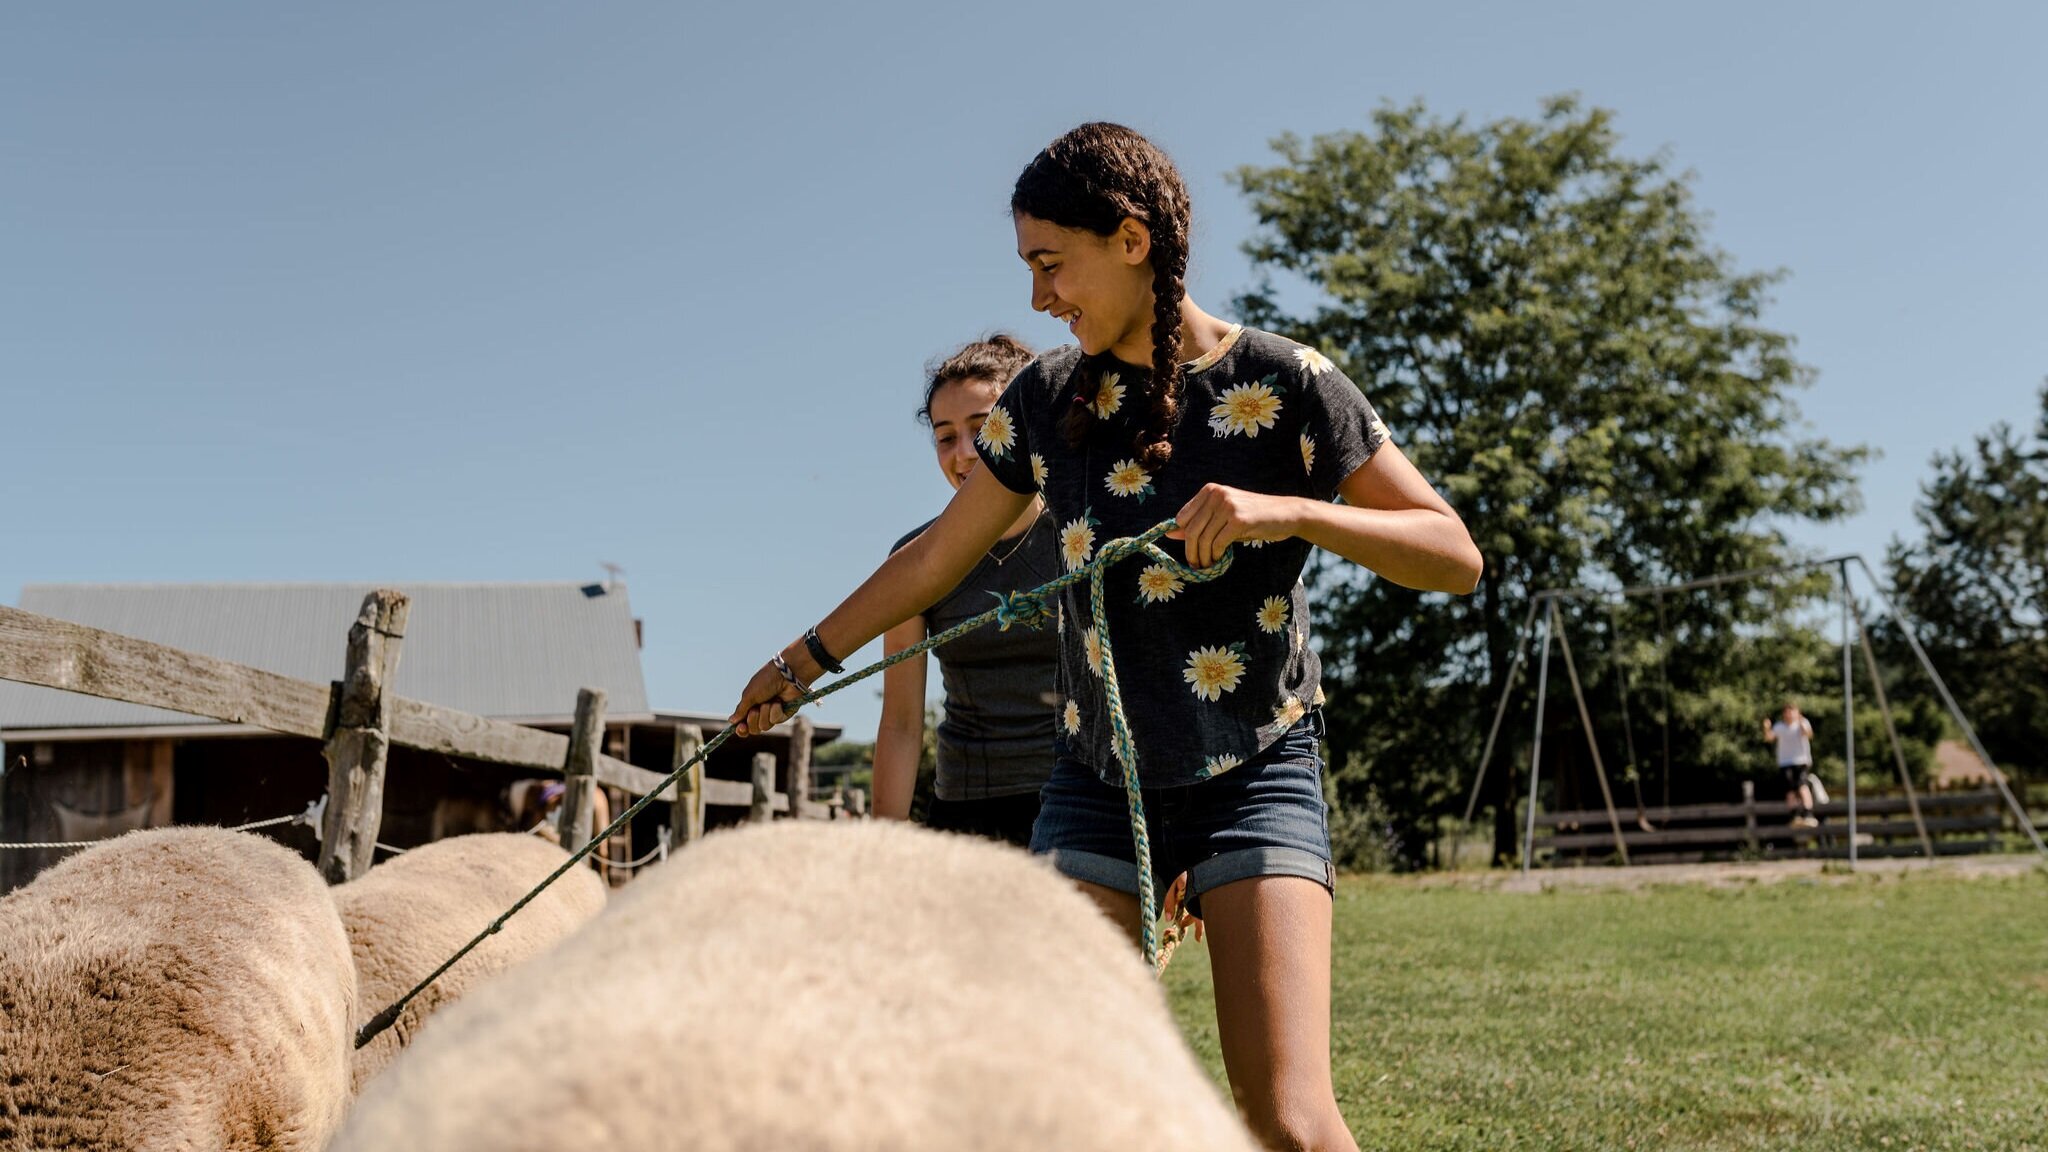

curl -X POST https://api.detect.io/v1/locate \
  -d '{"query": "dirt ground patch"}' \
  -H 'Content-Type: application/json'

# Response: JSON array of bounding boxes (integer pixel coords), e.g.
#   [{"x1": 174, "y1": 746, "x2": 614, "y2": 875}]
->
[{"x1": 1407, "y1": 853, "x2": 2044, "y2": 893}]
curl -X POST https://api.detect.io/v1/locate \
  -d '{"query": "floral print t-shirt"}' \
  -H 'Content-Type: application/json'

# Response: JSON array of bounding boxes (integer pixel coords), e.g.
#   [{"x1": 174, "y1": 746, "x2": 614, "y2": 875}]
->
[{"x1": 974, "y1": 325, "x2": 1388, "y2": 789}]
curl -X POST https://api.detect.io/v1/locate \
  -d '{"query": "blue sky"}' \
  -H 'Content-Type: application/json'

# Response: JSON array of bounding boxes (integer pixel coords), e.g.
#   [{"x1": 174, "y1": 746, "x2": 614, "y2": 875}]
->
[{"x1": 4, "y1": 2, "x2": 2043, "y2": 742}]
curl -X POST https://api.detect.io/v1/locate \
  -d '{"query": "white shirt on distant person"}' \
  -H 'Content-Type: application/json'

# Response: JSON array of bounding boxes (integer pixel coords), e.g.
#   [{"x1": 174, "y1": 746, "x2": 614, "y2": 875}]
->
[{"x1": 1769, "y1": 718, "x2": 1813, "y2": 767}]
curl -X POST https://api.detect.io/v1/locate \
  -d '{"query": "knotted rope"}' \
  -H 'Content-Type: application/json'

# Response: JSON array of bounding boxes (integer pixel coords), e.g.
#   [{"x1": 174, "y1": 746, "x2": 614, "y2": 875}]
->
[{"x1": 355, "y1": 518, "x2": 1231, "y2": 1050}]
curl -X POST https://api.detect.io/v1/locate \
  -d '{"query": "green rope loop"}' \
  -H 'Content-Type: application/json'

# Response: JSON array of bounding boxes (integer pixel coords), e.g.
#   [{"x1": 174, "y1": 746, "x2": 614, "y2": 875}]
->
[{"x1": 354, "y1": 518, "x2": 1229, "y2": 1051}]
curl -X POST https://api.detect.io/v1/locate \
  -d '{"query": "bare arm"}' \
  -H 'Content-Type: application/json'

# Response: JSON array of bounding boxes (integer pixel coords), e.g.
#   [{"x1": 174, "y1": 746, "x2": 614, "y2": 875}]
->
[
  {"x1": 1301, "y1": 444, "x2": 1484, "y2": 592},
  {"x1": 871, "y1": 617, "x2": 928, "y2": 821},
  {"x1": 1762, "y1": 718, "x2": 1778, "y2": 743},
  {"x1": 1170, "y1": 442, "x2": 1483, "y2": 593},
  {"x1": 730, "y1": 467, "x2": 1031, "y2": 734}
]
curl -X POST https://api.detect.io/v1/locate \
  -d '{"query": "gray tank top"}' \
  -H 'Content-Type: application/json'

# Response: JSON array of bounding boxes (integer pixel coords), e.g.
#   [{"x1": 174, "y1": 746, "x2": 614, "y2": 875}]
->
[{"x1": 892, "y1": 514, "x2": 1061, "y2": 800}]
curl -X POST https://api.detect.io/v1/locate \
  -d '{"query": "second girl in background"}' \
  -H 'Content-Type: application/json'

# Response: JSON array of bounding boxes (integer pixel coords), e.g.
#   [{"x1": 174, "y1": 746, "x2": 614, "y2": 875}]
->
[{"x1": 872, "y1": 335, "x2": 1058, "y2": 846}]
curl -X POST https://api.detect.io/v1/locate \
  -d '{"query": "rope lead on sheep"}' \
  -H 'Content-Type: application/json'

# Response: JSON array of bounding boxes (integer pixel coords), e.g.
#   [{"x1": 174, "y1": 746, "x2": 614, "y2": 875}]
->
[{"x1": 352, "y1": 519, "x2": 1227, "y2": 1051}]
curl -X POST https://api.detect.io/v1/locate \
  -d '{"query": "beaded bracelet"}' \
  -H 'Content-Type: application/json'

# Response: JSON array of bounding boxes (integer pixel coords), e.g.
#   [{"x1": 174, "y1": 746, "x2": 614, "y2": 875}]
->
[{"x1": 770, "y1": 653, "x2": 811, "y2": 700}]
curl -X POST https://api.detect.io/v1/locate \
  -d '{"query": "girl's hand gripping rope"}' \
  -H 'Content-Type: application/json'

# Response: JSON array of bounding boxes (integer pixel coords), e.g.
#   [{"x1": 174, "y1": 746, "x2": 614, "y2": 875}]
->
[
  {"x1": 731, "y1": 643, "x2": 820, "y2": 736},
  {"x1": 1167, "y1": 483, "x2": 1304, "y2": 568}
]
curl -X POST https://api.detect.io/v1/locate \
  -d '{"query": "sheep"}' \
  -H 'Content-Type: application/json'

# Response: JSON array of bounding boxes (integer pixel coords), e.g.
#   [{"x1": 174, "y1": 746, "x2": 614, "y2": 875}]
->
[
  {"x1": 0, "y1": 827, "x2": 355, "y2": 1152},
  {"x1": 334, "y1": 831, "x2": 607, "y2": 1093},
  {"x1": 330, "y1": 820, "x2": 1261, "y2": 1152}
]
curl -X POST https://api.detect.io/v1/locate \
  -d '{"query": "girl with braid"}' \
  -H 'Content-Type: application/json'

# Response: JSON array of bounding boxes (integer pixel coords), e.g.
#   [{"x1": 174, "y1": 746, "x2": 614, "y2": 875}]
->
[{"x1": 732, "y1": 122, "x2": 1481, "y2": 1150}]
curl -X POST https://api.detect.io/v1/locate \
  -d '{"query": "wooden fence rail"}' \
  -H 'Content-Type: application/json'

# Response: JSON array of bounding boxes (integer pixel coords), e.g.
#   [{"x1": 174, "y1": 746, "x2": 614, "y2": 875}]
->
[
  {"x1": 0, "y1": 603, "x2": 678, "y2": 793},
  {"x1": 0, "y1": 600, "x2": 800, "y2": 879},
  {"x1": 1533, "y1": 785, "x2": 2006, "y2": 862}
]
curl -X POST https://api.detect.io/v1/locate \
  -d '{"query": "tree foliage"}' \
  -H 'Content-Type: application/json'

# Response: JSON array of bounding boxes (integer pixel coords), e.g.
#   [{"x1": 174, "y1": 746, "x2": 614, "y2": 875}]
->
[
  {"x1": 1231, "y1": 97, "x2": 1868, "y2": 864},
  {"x1": 1885, "y1": 384, "x2": 2048, "y2": 778}
]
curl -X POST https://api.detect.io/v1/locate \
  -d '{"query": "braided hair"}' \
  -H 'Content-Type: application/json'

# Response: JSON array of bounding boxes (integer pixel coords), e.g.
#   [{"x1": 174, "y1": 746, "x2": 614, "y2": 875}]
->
[{"x1": 1011, "y1": 123, "x2": 1191, "y2": 471}]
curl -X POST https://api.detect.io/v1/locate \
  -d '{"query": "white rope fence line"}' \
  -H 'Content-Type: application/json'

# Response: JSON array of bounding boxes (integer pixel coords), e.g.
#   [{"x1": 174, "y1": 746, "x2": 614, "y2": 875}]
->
[
  {"x1": 1, "y1": 801, "x2": 560, "y2": 858},
  {"x1": 0, "y1": 796, "x2": 411, "y2": 854},
  {"x1": 0, "y1": 810, "x2": 307, "y2": 851},
  {"x1": 610, "y1": 838, "x2": 672, "y2": 872}
]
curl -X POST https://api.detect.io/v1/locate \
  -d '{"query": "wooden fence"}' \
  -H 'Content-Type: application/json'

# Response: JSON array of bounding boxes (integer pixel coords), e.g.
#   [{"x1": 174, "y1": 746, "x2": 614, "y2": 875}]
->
[
  {"x1": 1533, "y1": 783, "x2": 2009, "y2": 864},
  {"x1": 0, "y1": 590, "x2": 810, "y2": 882}
]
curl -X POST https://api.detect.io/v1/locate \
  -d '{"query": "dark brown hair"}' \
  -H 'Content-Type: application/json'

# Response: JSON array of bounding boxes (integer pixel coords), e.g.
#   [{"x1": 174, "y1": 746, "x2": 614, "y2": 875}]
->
[
  {"x1": 917, "y1": 333, "x2": 1037, "y2": 426},
  {"x1": 1011, "y1": 122, "x2": 1191, "y2": 470}
]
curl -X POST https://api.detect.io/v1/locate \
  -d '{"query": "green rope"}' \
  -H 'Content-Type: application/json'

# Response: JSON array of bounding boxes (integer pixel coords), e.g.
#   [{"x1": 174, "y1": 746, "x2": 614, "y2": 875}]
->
[{"x1": 354, "y1": 518, "x2": 1228, "y2": 1051}]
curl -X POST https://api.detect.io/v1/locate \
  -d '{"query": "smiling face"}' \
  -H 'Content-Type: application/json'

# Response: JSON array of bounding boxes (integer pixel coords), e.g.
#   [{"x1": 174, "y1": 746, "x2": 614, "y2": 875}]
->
[
  {"x1": 927, "y1": 375, "x2": 1003, "y2": 491},
  {"x1": 1014, "y1": 212, "x2": 1157, "y2": 363}
]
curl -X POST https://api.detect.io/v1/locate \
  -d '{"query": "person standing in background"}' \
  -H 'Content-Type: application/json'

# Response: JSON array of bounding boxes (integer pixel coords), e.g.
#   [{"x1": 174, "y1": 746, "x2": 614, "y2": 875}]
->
[
  {"x1": 873, "y1": 335, "x2": 1058, "y2": 845},
  {"x1": 1764, "y1": 700, "x2": 1818, "y2": 827}
]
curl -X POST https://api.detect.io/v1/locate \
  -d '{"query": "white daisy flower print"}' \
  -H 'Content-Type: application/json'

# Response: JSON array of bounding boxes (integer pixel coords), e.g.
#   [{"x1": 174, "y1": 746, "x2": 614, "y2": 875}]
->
[
  {"x1": 1030, "y1": 453, "x2": 1048, "y2": 491},
  {"x1": 1135, "y1": 564, "x2": 1184, "y2": 604},
  {"x1": 1063, "y1": 699, "x2": 1081, "y2": 735},
  {"x1": 1208, "y1": 378, "x2": 1283, "y2": 438},
  {"x1": 1083, "y1": 626, "x2": 1104, "y2": 677},
  {"x1": 1292, "y1": 626, "x2": 1305, "y2": 653},
  {"x1": 1091, "y1": 372, "x2": 1125, "y2": 419},
  {"x1": 1184, "y1": 644, "x2": 1248, "y2": 702},
  {"x1": 1256, "y1": 596, "x2": 1290, "y2": 635},
  {"x1": 1293, "y1": 345, "x2": 1335, "y2": 376},
  {"x1": 1312, "y1": 685, "x2": 1327, "y2": 707},
  {"x1": 1059, "y1": 511, "x2": 1099, "y2": 572},
  {"x1": 1300, "y1": 433, "x2": 1316, "y2": 475},
  {"x1": 977, "y1": 404, "x2": 1016, "y2": 458},
  {"x1": 1272, "y1": 695, "x2": 1306, "y2": 729},
  {"x1": 1199, "y1": 751, "x2": 1243, "y2": 779},
  {"x1": 1103, "y1": 458, "x2": 1154, "y2": 501}
]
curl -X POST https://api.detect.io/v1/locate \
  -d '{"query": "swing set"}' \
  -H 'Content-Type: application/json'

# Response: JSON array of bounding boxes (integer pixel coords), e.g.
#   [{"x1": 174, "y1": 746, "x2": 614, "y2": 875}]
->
[{"x1": 1464, "y1": 553, "x2": 2047, "y2": 872}]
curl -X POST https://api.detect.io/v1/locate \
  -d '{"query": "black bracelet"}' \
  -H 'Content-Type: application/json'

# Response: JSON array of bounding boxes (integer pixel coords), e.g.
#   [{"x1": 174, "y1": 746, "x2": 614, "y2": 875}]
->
[{"x1": 802, "y1": 627, "x2": 843, "y2": 674}]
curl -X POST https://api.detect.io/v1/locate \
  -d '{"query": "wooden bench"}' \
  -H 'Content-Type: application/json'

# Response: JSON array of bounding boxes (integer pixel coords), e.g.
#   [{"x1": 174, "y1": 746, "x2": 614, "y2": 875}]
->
[{"x1": 1533, "y1": 787, "x2": 2005, "y2": 864}]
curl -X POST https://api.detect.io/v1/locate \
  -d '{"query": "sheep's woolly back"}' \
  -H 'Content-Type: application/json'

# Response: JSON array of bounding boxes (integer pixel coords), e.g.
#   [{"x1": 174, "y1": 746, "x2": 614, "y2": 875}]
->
[
  {"x1": 0, "y1": 827, "x2": 355, "y2": 1151},
  {"x1": 335, "y1": 832, "x2": 606, "y2": 1092},
  {"x1": 332, "y1": 821, "x2": 1259, "y2": 1151}
]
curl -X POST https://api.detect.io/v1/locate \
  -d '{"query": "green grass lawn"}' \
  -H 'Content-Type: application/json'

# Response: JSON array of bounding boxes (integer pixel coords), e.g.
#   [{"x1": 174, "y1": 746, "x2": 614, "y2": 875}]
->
[{"x1": 1164, "y1": 868, "x2": 2048, "y2": 1150}]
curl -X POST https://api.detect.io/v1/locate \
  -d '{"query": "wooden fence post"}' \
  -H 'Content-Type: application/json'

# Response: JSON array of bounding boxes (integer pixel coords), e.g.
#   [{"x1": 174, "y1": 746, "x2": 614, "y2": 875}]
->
[
  {"x1": 558, "y1": 688, "x2": 607, "y2": 856},
  {"x1": 1741, "y1": 780, "x2": 1757, "y2": 854},
  {"x1": 788, "y1": 715, "x2": 814, "y2": 820},
  {"x1": 672, "y1": 723, "x2": 704, "y2": 847},
  {"x1": 320, "y1": 589, "x2": 409, "y2": 884},
  {"x1": 750, "y1": 753, "x2": 775, "y2": 824}
]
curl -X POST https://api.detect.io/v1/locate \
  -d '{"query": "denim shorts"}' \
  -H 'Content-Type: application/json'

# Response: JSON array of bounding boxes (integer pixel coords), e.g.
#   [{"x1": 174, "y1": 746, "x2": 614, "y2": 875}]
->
[{"x1": 1028, "y1": 713, "x2": 1334, "y2": 917}]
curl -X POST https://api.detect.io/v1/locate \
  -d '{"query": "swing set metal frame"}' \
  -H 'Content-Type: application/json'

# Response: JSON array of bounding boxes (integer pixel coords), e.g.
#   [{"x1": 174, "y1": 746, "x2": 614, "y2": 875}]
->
[{"x1": 1463, "y1": 553, "x2": 2047, "y2": 873}]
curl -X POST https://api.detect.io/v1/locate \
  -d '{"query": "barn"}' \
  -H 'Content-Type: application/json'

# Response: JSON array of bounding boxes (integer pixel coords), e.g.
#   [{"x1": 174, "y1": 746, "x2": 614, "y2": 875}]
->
[{"x1": 0, "y1": 581, "x2": 838, "y2": 892}]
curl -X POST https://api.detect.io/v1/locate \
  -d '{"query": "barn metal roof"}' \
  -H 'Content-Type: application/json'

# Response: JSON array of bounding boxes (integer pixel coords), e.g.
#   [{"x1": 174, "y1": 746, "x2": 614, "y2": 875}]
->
[{"x1": 1, "y1": 582, "x2": 650, "y2": 734}]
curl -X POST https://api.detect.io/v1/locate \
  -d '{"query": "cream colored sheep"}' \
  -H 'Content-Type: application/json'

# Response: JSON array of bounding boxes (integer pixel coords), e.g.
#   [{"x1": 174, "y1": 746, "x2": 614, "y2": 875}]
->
[
  {"x1": 0, "y1": 827, "x2": 355, "y2": 1152},
  {"x1": 335, "y1": 832, "x2": 607, "y2": 1092},
  {"x1": 331, "y1": 820, "x2": 1259, "y2": 1152}
]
